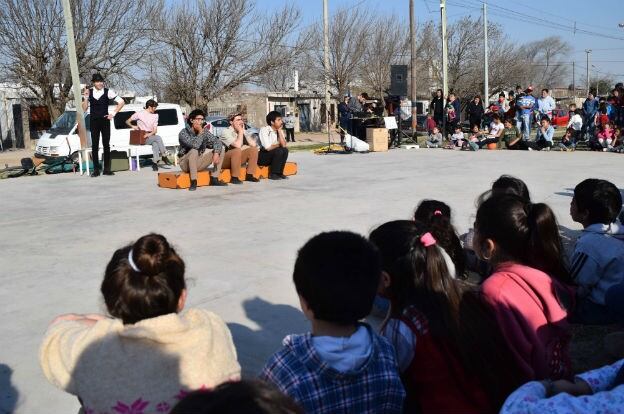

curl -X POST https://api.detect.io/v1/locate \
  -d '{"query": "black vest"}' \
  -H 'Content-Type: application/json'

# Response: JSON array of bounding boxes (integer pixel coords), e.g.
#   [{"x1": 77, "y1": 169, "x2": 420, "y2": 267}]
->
[{"x1": 89, "y1": 88, "x2": 111, "y2": 118}]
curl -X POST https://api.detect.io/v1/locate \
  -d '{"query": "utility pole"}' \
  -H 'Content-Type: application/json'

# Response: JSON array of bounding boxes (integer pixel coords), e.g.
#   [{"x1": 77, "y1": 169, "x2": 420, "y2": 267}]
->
[
  {"x1": 585, "y1": 49, "x2": 591, "y2": 95},
  {"x1": 323, "y1": 0, "x2": 331, "y2": 134},
  {"x1": 440, "y1": 0, "x2": 448, "y2": 99},
  {"x1": 410, "y1": 0, "x2": 417, "y2": 133},
  {"x1": 483, "y1": 0, "x2": 489, "y2": 108},
  {"x1": 440, "y1": 0, "x2": 448, "y2": 137},
  {"x1": 572, "y1": 61, "x2": 575, "y2": 96},
  {"x1": 61, "y1": 0, "x2": 87, "y2": 149}
]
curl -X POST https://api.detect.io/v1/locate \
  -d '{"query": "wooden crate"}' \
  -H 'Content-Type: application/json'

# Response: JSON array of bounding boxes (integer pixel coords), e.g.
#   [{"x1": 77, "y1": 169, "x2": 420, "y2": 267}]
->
[
  {"x1": 283, "y1": 162, "x2": 298, "y2": 176},
  {"x1": 366, "y1": 128, "x2": 389, "y2": 152}
]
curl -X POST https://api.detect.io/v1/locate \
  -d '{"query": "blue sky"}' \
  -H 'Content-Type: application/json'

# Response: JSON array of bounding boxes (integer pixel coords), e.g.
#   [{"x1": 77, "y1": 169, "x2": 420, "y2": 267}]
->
[{"x1": 257, "y1": 0, "x2": 624, "y2": 82}]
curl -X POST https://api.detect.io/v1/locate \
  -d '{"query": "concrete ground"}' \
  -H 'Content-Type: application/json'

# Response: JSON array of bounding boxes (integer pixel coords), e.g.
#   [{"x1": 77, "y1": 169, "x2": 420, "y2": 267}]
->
[{"x1": 1, "y1": 148, "x2": 623, "y2": 413}]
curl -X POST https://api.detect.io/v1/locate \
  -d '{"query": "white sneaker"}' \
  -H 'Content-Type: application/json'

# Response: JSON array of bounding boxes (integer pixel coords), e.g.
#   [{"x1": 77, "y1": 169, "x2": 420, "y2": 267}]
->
[
  {"x1": 603, "y1": 148, "x2": 608, "y2": 152},
  {"x1": 528, "y1": 147, "x2": 533, "y2": 151}
]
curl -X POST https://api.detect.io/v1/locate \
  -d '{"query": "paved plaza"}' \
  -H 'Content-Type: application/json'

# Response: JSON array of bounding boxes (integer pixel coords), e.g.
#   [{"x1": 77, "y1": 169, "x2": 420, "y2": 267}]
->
[{"x1": 1, "y1": 149, "x2": 623, "y2": 413}]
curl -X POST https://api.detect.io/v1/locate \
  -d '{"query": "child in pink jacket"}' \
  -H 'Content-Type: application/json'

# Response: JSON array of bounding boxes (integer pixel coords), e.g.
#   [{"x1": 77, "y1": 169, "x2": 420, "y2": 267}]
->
[{"x1": 474, "y1": 194, "x2": 573, "y2": 382}]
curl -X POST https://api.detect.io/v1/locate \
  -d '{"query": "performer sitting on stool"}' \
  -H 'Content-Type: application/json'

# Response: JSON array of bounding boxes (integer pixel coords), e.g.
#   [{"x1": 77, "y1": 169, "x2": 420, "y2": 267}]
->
[
  {"x1": 178, "y1": 109, "x2": 228, "y2": 191},
  {"x1": 125, "y1": 99, "x2": 172, "y2": 171},
  {"x1": 219, "y1": 113, "x2": 260, "y2": 184},
  {"x1": 258, "y1": 111, "x2": 289, "y2": 180}
]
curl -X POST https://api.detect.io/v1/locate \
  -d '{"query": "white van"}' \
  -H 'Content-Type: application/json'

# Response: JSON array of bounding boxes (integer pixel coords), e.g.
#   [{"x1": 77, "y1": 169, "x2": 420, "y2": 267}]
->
[{"x1": 35, "y1": 103, "x2": 186, "y2": 158}]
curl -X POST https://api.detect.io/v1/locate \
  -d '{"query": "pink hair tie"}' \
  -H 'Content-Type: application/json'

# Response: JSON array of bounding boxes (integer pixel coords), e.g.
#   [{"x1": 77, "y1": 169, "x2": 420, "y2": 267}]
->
[
  {"x1": 433, "y1": 210, "x2": 443, "y2": 216},
  {"x1": 420, "y1": 232, "x2": 437, "y2": 247}
]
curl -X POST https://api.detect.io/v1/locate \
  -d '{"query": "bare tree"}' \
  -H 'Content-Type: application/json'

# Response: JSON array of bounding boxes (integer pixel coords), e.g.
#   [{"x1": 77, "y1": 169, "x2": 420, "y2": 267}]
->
[
  {"x1": 517, "y1": 36, "x2": 571, "y2": 89},
  {"x1": 154, "y1": 0, "x2": 305, "y2": 107},
  {"x1": 359, "y1": 15, "x2": 409, "y2": 99},
  {"x1": 0, "y1": 0, "x2": 160, "y2": 119},
  {"x1": 308, "y1": 7, "x2": 373, "y2": 95}
]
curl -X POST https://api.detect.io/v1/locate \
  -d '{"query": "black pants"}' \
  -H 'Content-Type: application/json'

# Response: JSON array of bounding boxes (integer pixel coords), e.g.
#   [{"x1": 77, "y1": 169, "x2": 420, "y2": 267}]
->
[
  {"x1": 508, "y1": 140, "x2": 530, "y2": 150},
  {"x1": 91, "y1": 116, "x2": 111, "y2": 172},
  {"x1": 535, "y1": 138, "x2": 552, "y2": 150},
  {"x1": 258, "y1": 147, "x2": 288, "y2": 175},
  {"x1": 285, "y1": 128, "x2": 295, "y2": 142},
  {"x1": 469, "y1": 117, "x2": 482, "y2": 129}
]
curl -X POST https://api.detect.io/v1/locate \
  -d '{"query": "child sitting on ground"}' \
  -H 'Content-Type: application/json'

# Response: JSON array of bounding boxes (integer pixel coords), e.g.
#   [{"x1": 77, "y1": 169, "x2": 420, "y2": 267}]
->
[
  {"x1": 559, "y1": 128, "x2": 576, "y2": 151},
  {"x1": 462, "y1": 125, "x2": 482, "y2": 151},
  {"x1": 567, "y1": 107, "x2": 583, "y2": 147},
  {"x1": 260, "y1": 231, "x2": 405, "y2": 414},
  {"x1": 39, "y1": 234, "x2": 241, "y2": 414},
  {"x1": 171, "y1": 380, "x2": 303, "y2": 414},
  {"x1": 477, "y1": 113, "x2": 504, "y2": 149},
  {"x1": 502, "y1": 118, "x2": 529, "y2": 150},
  {"x1": 427, "y1": 126, "x2": 443, "y2": 148},
  {"x1": 569, "y1": 179, "x2": 624, "y2": 324},
  {"x1": 501, "y1": 358, "x2": 624, "y2": 414},
  {"x1": 414, "y1": 199, "x2": 466, "y2": 279},
  {"x1": 597, "y1": 122, "x2": 615, "y2": 151},
  {"x1": 476, "y1": 194, "x2": 573, "y2": 382},
  {"x1": 370, "y1": 220, "x2": 522, "y2": 413},
  {"x1": 449, "y1": 125, "x2": 464, "y2": 148}
]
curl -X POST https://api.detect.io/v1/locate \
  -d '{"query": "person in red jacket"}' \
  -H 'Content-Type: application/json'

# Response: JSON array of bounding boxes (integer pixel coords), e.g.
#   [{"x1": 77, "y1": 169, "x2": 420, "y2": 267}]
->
[
  {"x1": 370, "y1": 220, "x2": 523, "y2": 414},
  {"x1": 475, "y1": 194, "x2": 574, "y2": 382}
]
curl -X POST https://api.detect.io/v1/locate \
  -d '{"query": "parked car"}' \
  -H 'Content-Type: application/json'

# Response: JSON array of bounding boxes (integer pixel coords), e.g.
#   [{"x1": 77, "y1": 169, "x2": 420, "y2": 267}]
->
[
  {"x1": 36, "y1": 103, "x2": 185, "y2": 158},
  {"x1": 551, "y1": 108, "x2": 570, "y2": 129},
  {"x1": 204, "y1": 116, "x2": 260, "y2": 144}
]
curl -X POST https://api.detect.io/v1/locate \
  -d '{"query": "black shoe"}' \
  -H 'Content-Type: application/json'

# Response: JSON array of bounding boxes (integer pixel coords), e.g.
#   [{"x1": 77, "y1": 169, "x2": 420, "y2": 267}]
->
[
  {"x1": 103, "y1": 170, "x2": 115, "y2": 176},
  {"x1": 210, "y1": 177, "x2": 228, "y2": 186},
  {"x1": 269, "y1": 173, "x2": 282, "y2": 180},
  {"x1": 230, "y1": 177, "x2": 243, "y2": 185},
  {"x1": 189, "y1": 179, "x2": 197, "y2": 191},
  {"x1": 152, "y1": 164, "x2": 159, "y2": 171},
  {"x1": 245, "y1": 174, "x2": 259, "y2": 182},
  {"x1": 90, "y1": 170, "x2": 100, "y2": 177},
  {"x1": 279, "y1": 174, "x2": 289, "y2": 179}
]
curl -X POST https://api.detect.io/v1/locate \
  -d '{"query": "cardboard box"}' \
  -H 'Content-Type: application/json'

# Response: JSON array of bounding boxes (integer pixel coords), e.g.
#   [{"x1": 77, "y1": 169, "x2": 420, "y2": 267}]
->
[{"x1": 366, "y1": 128, "x2": 389, "y2": 152}]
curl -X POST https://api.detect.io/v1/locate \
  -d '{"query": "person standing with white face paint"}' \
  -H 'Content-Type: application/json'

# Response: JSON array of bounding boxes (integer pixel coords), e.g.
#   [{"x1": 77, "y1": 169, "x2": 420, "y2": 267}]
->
[{"x1": 82, "y1": 73, "x2": 125, "y2": 177}]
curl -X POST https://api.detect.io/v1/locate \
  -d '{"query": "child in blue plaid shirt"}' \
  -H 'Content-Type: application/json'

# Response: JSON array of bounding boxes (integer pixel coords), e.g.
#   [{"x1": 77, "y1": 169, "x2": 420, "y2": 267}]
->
[{"x1": 260, "y1": 231, "x2": 405, "y2": 413}]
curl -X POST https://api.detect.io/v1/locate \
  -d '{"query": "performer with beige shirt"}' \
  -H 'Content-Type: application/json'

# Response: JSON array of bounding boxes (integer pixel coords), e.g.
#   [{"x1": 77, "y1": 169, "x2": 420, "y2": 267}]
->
[{"x1": 219, "y1": 113, "x2": 260, "y2": 184}]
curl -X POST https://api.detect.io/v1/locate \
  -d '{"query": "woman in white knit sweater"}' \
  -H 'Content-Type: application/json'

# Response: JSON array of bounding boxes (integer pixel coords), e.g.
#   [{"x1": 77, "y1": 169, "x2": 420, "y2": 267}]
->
[{"x1": 39, "y1": 234, "x2": 241, "y2": 414}]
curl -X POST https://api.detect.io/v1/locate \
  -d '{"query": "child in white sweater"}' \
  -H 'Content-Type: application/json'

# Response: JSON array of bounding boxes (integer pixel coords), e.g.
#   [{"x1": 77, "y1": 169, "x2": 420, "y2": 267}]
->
[{"x1": 39, "y1": 234, "x2": 241, "y2": 414}]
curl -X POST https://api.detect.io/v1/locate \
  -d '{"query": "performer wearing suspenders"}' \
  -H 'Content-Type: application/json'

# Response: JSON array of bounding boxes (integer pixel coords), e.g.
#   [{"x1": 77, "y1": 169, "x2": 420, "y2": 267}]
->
[{"x1": 82, "y1": 73, "x2": 125, "y2": 176}]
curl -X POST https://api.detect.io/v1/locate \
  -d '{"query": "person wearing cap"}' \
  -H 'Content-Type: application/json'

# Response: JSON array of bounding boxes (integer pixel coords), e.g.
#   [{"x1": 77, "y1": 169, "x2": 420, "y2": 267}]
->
[
  {"x1": 82, "y1": 73, "x2": 125, "y2": 177},
  {"x1": 219, "y1": 113, "x2": 260, "y2": 184},
  {"x1": 125, "y1": 99, "x2": 172, "y2": 171},
  {"x1": 283, "y1": 112, "x2": 296, "y2": 143}
]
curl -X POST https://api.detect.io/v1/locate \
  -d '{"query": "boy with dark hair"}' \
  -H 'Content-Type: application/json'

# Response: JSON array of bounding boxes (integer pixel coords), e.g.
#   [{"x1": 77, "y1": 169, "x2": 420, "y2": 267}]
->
[
  {"x1": 171, "y1": 380, "x2": 303, "y2": 414},
  {"x1": 260, "y1": 231, "x2": 405, "y2": 414},
  {"x1": 570, "y1": 179, "x2": 624, "y2": 324},
  {"x1": 258, "y1": 111, "x2": 289, "y2": 180},
  {"x1": 178, "y1": 109, "x2": 228, "y2": 191}
]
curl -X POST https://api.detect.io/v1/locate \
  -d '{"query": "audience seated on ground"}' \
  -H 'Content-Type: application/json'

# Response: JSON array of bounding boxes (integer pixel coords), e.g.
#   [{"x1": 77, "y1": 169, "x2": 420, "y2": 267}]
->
[
  {"x1": 475, "y1": 194, "x2": 574, "y2": 382},
  {"x1": 171, "y1": 380, "x2": 303, "y2": 414},
  {"x1": 260, "y1": 231, "x2": 405, "y2": 414},
  {"x1": 39, "y1": 234, "x2": 240, "y2": 413},
  {"x1": 414, "y1": 199, "x2": 465, "y2": 279},
  {"x1": 369, "y1": 220, "x2": 523, "y2": 414},
  {"x1": 501, "y1": 358, "x2": 624, "y2": 414},
  {"x1": 569, "y1": 179, "x2": 624, "y2": 325}
]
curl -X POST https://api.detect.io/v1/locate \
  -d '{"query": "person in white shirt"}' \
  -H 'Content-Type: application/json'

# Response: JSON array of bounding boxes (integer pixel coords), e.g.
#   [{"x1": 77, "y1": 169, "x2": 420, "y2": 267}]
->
[
  {"x1": 537, "y1": 89, "x2": 556, "y2": 120},
  {"x1": 81, "y1": 73, "x2": 125, "y2": 177},
  {"x1": 283, "y1": 112, "x2": 296, "y2": 142},
  {"x1": 258, "y1": 111, "x2": 289, "y2": 180},
  {"x1": 567, "y1": 107, "x2": 584, "y2": 147}
]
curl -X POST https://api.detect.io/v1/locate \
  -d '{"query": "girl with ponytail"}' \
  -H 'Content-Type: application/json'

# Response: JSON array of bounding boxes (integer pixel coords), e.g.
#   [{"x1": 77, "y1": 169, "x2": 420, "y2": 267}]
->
[
  {"x1": 40, "y1": 234, "x2": 240, "y2": 414},
  {"x1": 370, "y1": 220, "x2": 522, "y2": 414},
  {"x1": 475, "y1": 194, "x2": 574, "y2": 383}
]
